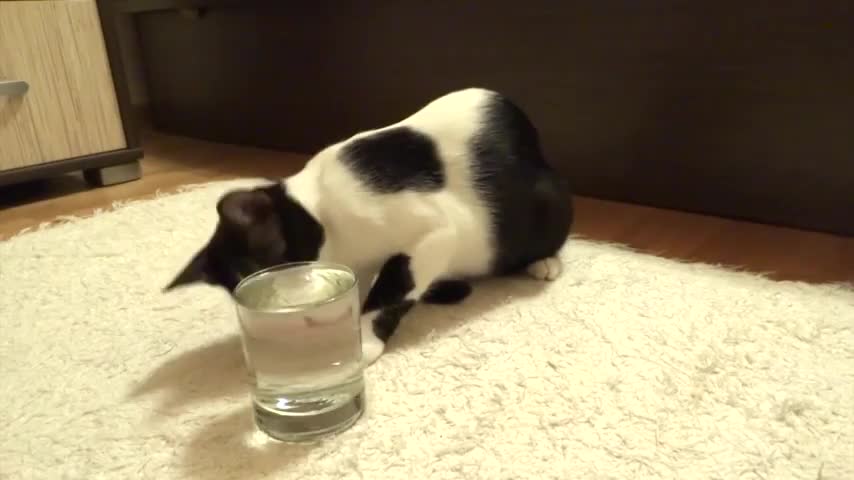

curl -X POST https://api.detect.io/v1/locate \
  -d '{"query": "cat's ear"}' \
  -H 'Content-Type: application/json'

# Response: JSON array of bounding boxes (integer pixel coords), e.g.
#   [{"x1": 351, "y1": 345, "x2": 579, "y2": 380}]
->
[
  {"x1": 164, "y1": 249, "x2": 211, "y2": 291},
  {"x1": 217, "y1": 189, "x2": 275, "y2": 228},
  {"x1": 216, "y1": 187, "x2": 286, "y2": 261}
]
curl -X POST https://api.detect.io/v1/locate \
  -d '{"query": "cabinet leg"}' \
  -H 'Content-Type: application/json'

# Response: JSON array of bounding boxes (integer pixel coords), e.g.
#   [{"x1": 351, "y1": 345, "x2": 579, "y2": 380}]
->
[{"x1": 83, "y1": 160, "x2": 141, "y2": 187}]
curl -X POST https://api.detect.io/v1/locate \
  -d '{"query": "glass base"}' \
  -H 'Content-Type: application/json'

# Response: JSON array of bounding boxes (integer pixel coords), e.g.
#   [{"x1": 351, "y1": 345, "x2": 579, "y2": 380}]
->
[{"x1": 253, "y1": 391, "x2": 365, "y2": 442}]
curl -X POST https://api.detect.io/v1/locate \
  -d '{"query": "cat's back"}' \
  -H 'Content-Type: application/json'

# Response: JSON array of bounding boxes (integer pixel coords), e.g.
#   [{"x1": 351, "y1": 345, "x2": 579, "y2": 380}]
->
[
  {"x1": 310, "y1": 89, "x2": 498, "y2": 261},
  {"x1": 318, "y1": 87, "x2": 550, "y2": 199},
  {"x1": 325, "y1": 88, "x2": 495, "y2": 192},
  {"x1": 402, "y1": 87, "x2": 496, "y2": 137},
  {"x1": 309, "y1": 88, "x2": 565, "y2": 274}
]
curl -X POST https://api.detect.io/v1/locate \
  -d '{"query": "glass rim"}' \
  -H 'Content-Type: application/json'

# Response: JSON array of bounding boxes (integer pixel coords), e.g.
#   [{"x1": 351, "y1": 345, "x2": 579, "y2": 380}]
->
[{"x1": 233, "y1": 261, "x2": 358, "y2": 313}]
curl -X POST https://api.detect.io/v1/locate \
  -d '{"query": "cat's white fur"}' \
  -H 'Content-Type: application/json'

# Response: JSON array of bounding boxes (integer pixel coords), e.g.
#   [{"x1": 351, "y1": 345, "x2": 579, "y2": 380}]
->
[{"x1": 282, "y1": 88, "x2": 561, "y2": 364}]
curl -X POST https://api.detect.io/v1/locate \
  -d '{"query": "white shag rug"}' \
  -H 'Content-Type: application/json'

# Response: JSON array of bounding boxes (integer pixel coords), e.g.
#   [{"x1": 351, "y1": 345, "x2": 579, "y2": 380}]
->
[{"x1": 1, "y1": 179, "x2": 852, "y2": 480}]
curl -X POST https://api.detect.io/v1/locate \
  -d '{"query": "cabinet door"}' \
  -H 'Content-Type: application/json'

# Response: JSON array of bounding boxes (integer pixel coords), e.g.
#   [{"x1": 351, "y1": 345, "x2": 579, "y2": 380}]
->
[{"x1": 0, "y1": 0, "x2": 127, "y2": 171}]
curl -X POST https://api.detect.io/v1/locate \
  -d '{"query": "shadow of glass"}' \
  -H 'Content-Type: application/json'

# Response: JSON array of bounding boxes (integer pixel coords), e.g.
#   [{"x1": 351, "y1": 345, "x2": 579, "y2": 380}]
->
[
  {"x1": 130, "y1": 335, "x2": 246, "y2": 413},
  {"x1": 182, "y1": 408, "x2": 315, "y2": 480},
  {"x1": 131, "y1": 275, "x2": 552, "y2": 417}
]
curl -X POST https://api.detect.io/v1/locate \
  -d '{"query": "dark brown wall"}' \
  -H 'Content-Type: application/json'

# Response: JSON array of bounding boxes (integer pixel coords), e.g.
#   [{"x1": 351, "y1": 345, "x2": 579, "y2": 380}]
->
[{"x1": 133, "y1": 1, "x2": 854, "y2": 235}]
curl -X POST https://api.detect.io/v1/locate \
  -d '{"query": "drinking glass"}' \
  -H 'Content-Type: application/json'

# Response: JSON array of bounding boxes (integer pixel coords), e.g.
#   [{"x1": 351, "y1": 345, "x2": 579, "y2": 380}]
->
[{"x1": 233, "y1": 261, "x2": 364, "y2": 442}]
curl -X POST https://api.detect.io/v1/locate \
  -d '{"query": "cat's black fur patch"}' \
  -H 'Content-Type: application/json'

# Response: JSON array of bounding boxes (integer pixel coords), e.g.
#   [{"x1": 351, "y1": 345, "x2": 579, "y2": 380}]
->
[
  {"x1": 472, "y1": 94, "x2": 573, "y2": 275},
  {"x1": 341, "y1": 127, "x2": 444, "y2": 193},
  {"x1": 422, "y1": 280, "x2": 472, "y2": 304},
  {"x1": 361, "y1": 253, "x2": 421, "y2": 343},
  {"x1": 373, "y1": 300, "x2": 415, "y2": 342},
  {"x1": 262, "y1": 183, "x2": 324, "y2": 262},
  {"x1": 362, "y1": 255, "x2": 471, "y2": 343},
  {"x1": 363, "y1": 254, "x2": 414, "y2": 312}
]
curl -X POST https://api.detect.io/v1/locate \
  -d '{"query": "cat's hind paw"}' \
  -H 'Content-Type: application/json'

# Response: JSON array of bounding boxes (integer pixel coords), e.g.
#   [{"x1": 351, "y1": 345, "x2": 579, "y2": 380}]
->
[{"x1": 526, "y1": 256, "x2": 562, "y2": 281}]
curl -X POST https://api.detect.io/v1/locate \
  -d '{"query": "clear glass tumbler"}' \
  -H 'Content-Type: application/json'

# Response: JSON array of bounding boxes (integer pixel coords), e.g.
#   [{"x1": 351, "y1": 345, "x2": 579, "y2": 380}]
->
[{"x1": 233, "y1": 261, "x2": 365, "y2": 442}]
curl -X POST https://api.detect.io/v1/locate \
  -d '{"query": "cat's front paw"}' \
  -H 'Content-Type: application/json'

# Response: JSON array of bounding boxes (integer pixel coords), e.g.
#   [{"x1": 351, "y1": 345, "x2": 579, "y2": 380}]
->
[
  {"x1": 362, "y1": 337, "x2": 385, "y2": 366},
  {"x1": 360, "y1": 311, "x2": 385, "y2": 366}
]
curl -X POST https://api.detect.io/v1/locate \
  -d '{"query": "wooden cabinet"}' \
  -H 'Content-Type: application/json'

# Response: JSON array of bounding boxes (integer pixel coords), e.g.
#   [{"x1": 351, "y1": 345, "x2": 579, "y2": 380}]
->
[{"x1": 0, "y1": 0, "x2": 141, "y2": 186}]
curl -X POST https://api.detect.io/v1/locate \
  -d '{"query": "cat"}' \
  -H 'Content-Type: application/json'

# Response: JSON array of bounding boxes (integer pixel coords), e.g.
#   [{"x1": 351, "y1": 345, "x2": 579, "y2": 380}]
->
[{"x1": 165, "y1": 87, "x2": 573, "y2": 364}]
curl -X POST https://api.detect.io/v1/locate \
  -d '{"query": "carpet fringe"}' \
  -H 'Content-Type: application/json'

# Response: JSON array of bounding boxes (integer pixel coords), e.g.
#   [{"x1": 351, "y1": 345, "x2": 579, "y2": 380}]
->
[{"x1": 5, "y1": 180, "x2": 244, "y2": 242}]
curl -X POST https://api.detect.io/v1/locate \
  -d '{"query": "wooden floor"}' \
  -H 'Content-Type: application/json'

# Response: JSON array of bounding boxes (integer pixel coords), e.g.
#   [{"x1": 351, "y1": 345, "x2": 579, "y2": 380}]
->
[{"x1": 1, "y1": 131, "x2": 851, "y2": 284}]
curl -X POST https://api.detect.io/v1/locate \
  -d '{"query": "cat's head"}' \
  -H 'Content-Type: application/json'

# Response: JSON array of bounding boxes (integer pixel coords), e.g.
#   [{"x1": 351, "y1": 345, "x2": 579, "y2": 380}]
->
[{"x1": 164, "y1": 182, "x2": 324, "y2": 293}]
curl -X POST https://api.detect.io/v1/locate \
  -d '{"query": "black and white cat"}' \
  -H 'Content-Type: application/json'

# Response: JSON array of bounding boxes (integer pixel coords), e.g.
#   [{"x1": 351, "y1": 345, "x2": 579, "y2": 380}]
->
[{"x1": 166, "y1": 88, "x2": 573, "y2": 364}]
